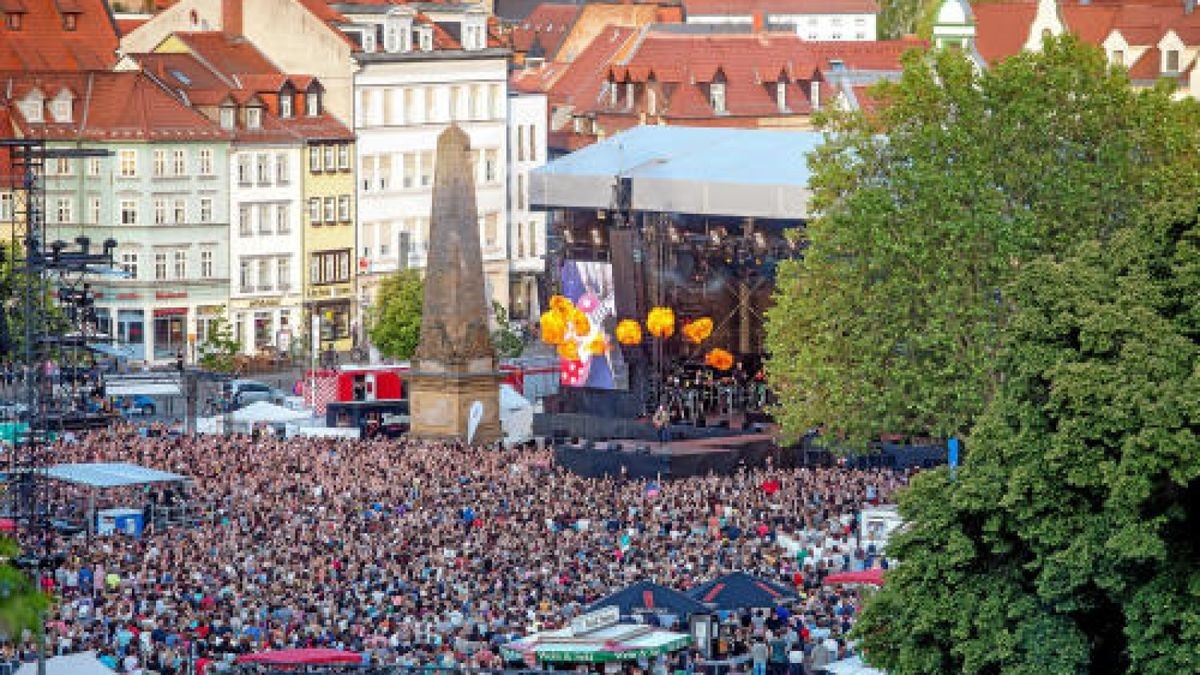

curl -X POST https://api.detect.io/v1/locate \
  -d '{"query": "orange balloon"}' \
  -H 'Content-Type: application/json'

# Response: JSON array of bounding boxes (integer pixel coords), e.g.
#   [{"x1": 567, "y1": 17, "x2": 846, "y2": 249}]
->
[
  {"x1": 647, "y1": 307, "x2": 676, "y2": 339},
  {"x1": 557, "y1": 341, "x2": 580, "y2": 361},
  {"x1": 615, "y1": 319, "x2": 643, "y2": 346},
  {"x1": 587, "y1": 334, "x2": 607, "y2": 356},
  {"x1": 539, "y1": 311, "x2": 566, "y2": 345},
  {"x1": 705, "y1": 348, "x2": 734, "y2": 371},
  {"x1": 684, "y1": 317, "x2": 714, "y2": 344}
]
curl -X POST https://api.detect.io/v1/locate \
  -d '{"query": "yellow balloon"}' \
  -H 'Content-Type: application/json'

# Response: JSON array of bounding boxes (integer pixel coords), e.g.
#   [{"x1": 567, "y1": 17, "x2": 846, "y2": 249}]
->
[{"x1": 615, "y1": 319, "x2": 643, "y2": 346}]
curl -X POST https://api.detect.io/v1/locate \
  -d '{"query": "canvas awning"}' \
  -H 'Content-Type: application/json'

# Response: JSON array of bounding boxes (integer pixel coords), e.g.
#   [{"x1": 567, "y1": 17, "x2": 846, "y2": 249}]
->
[
  {"x1": 46, "y1": 462, "x2": 187, "y2": 489},
  {"x1": 687, "y1": 571, "x2": 799, "y2": 610},
  {"x1": 501, "y1": 623, "x2": 690, "y2": 664}
]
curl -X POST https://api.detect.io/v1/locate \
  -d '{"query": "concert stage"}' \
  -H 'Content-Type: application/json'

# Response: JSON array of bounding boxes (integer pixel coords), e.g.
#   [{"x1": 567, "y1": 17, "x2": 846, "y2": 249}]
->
[{"x1": 554, "y1": 431, "x2": 786, "y2": 479}]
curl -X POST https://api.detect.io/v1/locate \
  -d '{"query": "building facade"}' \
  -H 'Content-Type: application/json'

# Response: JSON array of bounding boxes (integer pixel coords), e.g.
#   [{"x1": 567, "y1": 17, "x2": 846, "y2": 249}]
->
[
  {"x1": 303, "y1": 136, "x2": 358, "y2": 354},
  {"x1": 3, "y1": 71, "x2": 233, "y2": 364},
  {"x1": 682, "y1": 0, "x2": 879, "y2": 41},
  {"x1": 506, "y1": 91, "x2": 548, "y2": 323}
]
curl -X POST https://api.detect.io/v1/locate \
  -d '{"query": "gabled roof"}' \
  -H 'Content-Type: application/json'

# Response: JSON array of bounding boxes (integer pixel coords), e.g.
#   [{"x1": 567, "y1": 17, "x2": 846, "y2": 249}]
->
[
  {"x1": 0, "y1": 70, "x2": 231, "y2": 141},
  {"x1": 555, "y1": 1, "x2": 665, "y2": 62},
  {"x1": 171, "y1": 32, "x2": 280, "y2": 74},
  {"x1": 511, "y1": 3, "x2": 582, "y2": 59},
  {"x1": 535, "y1": 25, "x2": 640, "y2": 106},
  {"x1": 0, "y1": 0, "x2": 119, "y2": 71}
]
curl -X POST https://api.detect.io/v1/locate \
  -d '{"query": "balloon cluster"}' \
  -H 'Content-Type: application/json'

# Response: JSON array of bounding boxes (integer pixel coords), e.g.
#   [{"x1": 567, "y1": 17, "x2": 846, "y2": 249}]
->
[
  {"x1": 540, "y1": 295, "x2": 595, "y2": 360},
  {"x1": 682, "y1": 317, "x2": 714, "y2": 345}
]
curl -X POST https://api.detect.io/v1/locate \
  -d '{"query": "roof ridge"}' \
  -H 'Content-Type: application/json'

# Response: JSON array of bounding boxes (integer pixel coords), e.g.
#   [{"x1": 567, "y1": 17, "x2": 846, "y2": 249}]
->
[{"x1": 618, "y1": 23, "x2": 653, "y2": 66}]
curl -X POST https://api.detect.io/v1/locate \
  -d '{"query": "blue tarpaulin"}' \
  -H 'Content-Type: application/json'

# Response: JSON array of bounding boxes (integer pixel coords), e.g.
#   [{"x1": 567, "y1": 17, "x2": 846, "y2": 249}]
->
[
  {"x1": 46, "y1": 462, "x2": 187, "y2": 489},
  {"x1": 687, "y1": 572, "x2": 799, "y2": 610}
]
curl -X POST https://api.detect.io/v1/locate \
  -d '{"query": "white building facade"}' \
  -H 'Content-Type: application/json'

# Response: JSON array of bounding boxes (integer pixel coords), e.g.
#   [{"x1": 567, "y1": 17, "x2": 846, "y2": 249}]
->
[
  {"x1": 337, "y1": 4, "x2": 514, "y2": 314},
  {"x1": 506, "y1": 91, "x2": 548, "y2": 324},
  {"x1": 685, "y1": 0, "x2": 879, "y2": 41}
]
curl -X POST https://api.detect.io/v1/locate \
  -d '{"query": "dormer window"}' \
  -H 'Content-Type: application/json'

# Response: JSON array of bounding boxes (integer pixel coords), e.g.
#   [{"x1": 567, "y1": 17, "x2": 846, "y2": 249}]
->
[
  {"x1": 50, "y1": 97, "x2": 72, "y2": 123},
  {"x1": 19, "y1": 90, "x2": 43, "y2": 123},
  {"x1": 418, "y1": 26, "x2": 433, "y2": 51},
  {"x1": 246, "y1": 106, "x2": 263, "y2": 129},
  {"x1": 362, "y1": 30, "x2": 376, "y2": 52},
  {"x1": 776, "y1": 80, "x2": 788, "y2": 113},
  {"x1": 608, "y1": 80, "x2": 618, "y2": 107},
  {"x1": 625, "y1": 81, "x2": 635, "y2": 109},
  {"x1": 710, "y1": 81, "x2": 726, "y2": 114},
  {"x1": 1164, "y1": 49, "x2": 1181, "y2": 73},
  {"x1": 384, "y1": 10, "x2": 414, "y2": 53},
  {"x1": 1111, "y1": 49, "x2": 1124, "y2": 67},
  {"x1": 63, "y1": 13, "x2": 77, "y2": 31},
  {"x1": 220, "y1": 105, "x2": 235, "y2": 130},
  {"x1": 280, "y1": 93, "x2": 293, "y2": 118},
  {"x1": 463, "y1": 10, "x2": 487, "y2": 51},
  {"x1": 306, "y1": 91, "x2": 321, "y2": 117},
  {"x1": 6, "y1": 12, "x2": 22, "y2": 31}
]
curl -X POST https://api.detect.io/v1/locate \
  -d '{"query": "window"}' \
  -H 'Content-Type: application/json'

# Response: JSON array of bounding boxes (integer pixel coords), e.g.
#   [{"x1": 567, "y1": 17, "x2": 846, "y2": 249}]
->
[
  {"x1": 710, "y1": 82, "x2": 726, "y2": 114},
  {"x1": 776, "y1": 80, "x2": 787, "y2": 112},
  {"x1": 173, "y1": 199, "x2": 186, "y2": 224},
  {"x1": 276, "y1": 153, "x2": 289, "y2": 184},
  {"x1": 89, "y1": 196, "x2": 100, "y2": 224},
  {"x1": 6, "y1": 13, "x2": 20, "y2": 30},
  {"x1": 483, "y1": 212, "x2": 498, "y2": 249},
  {"x1": 119, "y1": 150, "x2": 137, "y2": 177},
  {"x1": 198, "y1": 148, "x2": 214, "y2": 175},
  {"x1": 403, "y1": 153, "x2": 416, "y2": 188},
  {"x1": 53, "y1": 157, "x2": 71, "y2": 175},
  {"x1": 173, "y1": 249, "x2": 187, "y2": 279},
  {"x1": 1112, "y1": 50, "x2": 1124, "y2": 66},
  {"x1": 155, "y1": 252, "x2": 168, "y2": 280},
  {"x1": 0, "y1": 193, "x2": 10, "y2": 220},
  {"x1": 55, "y1": 197, "x2": 72, "y2": 224},
  {"x1": 153, "y1": 149, "x2": 167, "y2": 177},
  {"x1": 528, "y1": 125, "x2": 537, "y2": 162},
  {"x1": 258, "y1": 205, "x2": 271, "y2": 234},
  {"x1": 308, "y1": 197, "x2": 321, "y2": 225},
  {"x1": 517, "y1": 173, "x2": 525, "y2": 210},
  {"x1": 246, "y1": 106, "x2": 262, "y2": 129},
  {"x1": 1165, "y1": 49, "x2": 1180, "y2": 73},
  {"x1": 256, "y1": 154, "x2": 270, "y2": 185},
  {"x1": 220, "y1": 105, "x2": 235, "y2": 129},
  {"x1": 120, "y1": 200, "x2": 137, "y2": 224},
  {"x1": 276, "y1": 204, "x2": 290, "y2": 234},
  {"x1": 309, "y1": 146, "x2": 322, "y2": 172},
  {"x1": 337, "y1": 195, "x2": 350, "y2": 222},
  {"x1": 277, "y1": 257, "x2": 291, "y2": 291},
  {"x1": 517, "y1": 125, "x2": 525, "y2": 161},
  {"x1": 258, "y1": 258, "x2": 271, "y2": 290},
  {"x1": 324, "y1": 145, "x2": 336, "y2": 172},
  {"x1": 154, "y1": 198, "x2": 167, "y2": 225},
  {"x1": 63, "y1": 13, "x2": 76, "y2": 30},
  {"x1": 87, "y1": 157, "x2": 102, "y2": 177},
  {"x1": 120, "y1": 252, "x2": 139, "y2": 279},
  {"x1": 238, "y1": 155, "x2": 252, "y2": 185},
  {"x1": 172, "y1": 149, "x2": 186, "y2": 175},
  {"x1": 239, "y1": 206, "x2": 252, "y2": 236},
  {"x1": 338, "y1": 144, "x2": 351, "y2": 171},
  {"x1": 240, "y1": 260, "x2": 252, "y2": 291},
  {"x1": 420, "y1": 151, "x2": 433, "y2": 186},
  {"x1": 201, "y1": 250, "x2": 214, "y2": 278},
  {"x1": 323, "y1": 197, "x2": 336, "y2": 224},
  {"x1": 199, "y1": 198, "x2": 213, "y2": 223},
  {"x1": 306, "y1": 91, "x2": 321, "y2": 117},
  {"x1": 484, "y1": 149, "x2": 497, "y2": 183},
  {"x1": 280, "y1": 93, "x2": 293, "y2": 118}
]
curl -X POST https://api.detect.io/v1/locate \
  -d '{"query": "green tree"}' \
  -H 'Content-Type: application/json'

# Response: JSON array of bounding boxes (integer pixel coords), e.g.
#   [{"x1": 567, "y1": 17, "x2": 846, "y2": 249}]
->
[
  {"x1": 369, "y1": 269, "x2": 424, "y2": 360},
  {"x1": 765, "y1": 36, "x2": 1200, "y2": 446},
  {"x1": 854, "y1": 215, "x2": 1200, "y2": 674},
  {"x1": 490, "y1": 301, "x2": 525, "y2": 358},
  {"x1": 197, "y1": 313, "x2": 241, "y2": 373},
  {"x1": 0, "y1": 538, "x2": 51, "y2": 636}
]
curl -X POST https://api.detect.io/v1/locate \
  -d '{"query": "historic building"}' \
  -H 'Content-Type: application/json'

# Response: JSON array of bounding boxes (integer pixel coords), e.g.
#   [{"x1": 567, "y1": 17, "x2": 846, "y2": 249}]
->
[
  {"x1": 506, "y1": 91, "x2": 548, "y2": 322},
  {"x1": 682, "y1": 0, "x2": 880, "y2": 41}
]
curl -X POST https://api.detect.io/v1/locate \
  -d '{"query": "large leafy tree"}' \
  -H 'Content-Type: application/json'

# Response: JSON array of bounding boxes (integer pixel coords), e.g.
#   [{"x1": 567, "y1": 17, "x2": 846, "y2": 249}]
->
[
  {"x1": 369, "y1": 269, "x2": 424, "y2": 360},
  {"x1": 766, "y1": 36, "x2": 1200, "y2": 446},
  {"x1": 855, "y1": 214, "x2": 1200, "y2": 673}
]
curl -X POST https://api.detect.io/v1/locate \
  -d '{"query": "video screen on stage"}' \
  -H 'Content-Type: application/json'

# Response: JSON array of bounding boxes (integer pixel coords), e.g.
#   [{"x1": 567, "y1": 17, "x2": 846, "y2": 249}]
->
[{"x1": 558, "y1": 260, "x2": 627, "y2": 390}]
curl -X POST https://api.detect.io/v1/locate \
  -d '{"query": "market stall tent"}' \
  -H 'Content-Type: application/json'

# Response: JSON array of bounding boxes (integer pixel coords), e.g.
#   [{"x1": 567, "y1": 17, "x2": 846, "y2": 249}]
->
[
  {"x1": 687, "y1": 571, "x2": 799, "y2": 610},
  {"x1": 501, "y1": 623, "x2": 691, "y2": 664},
  {"x1": 16, "y1": 652, "x2": 115, "y2": 675},
  {"x1": 586, "y1": 580, "x2": 709, "y2": 618}
]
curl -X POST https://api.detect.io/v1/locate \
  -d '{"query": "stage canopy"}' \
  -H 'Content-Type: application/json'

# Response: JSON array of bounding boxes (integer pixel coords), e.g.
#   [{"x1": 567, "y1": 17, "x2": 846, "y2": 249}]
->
[
  {"x1": 46, "y1": 462, "x2": 187, "y2": 489},
  {"x1": 586, "y1": 580, "x2": 710, "y2": 618},
  {"x1": 530, "y1": 126, "x2": 821, "y2": 220},
  {"x1": 687, "y1": 571, "x2": 800, "y2": 610}
]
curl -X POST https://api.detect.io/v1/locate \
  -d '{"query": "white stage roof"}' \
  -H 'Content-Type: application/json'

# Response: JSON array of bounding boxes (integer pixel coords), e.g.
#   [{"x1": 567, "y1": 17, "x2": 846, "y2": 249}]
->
[{"x1": 531, "y1": 126, "x2": 821, "y2": 220}]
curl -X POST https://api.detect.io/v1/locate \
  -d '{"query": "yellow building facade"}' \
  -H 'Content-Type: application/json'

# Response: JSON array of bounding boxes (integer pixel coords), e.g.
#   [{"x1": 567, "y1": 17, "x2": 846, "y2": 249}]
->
[{"x1": 302, "y1": 138, "x2": 357, "y2": 354}]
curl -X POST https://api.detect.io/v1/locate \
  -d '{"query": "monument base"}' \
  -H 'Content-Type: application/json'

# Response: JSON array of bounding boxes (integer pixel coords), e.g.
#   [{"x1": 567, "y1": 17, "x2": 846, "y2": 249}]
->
[{"x1": 407, "y1": 362, "x2": 503, "y2": 444}]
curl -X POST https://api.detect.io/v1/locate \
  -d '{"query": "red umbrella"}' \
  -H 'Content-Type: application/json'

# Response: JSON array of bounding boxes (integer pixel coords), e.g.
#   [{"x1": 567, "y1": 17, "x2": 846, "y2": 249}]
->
[
  {"x1": 823, "y1": 569, "x2": 885, "y2": 586},
  {"x1": 236, "y1": 649, "x2": 363, "y2": 666}
]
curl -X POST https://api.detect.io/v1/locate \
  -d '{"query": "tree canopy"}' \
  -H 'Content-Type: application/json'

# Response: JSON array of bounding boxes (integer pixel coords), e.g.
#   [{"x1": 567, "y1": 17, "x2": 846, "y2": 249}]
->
[
  {"x1": 197, "y1": 313, "x2": 241, "y2": 374},
  {"x1": 765, "y1": 36, "x2": 1200, "y2": 446},
  {"x1": 369, "y1": 269, "x2": 424, "y2": 360},
  {"x1": 854, "y1": 211, "x2": 1200, "y2": 674}
]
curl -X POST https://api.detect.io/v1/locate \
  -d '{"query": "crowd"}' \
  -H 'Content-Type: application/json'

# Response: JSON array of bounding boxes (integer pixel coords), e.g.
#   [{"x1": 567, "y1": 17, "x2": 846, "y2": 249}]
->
[{"x1": 9, "y1": 427, "x2": 908, "y2": 674}]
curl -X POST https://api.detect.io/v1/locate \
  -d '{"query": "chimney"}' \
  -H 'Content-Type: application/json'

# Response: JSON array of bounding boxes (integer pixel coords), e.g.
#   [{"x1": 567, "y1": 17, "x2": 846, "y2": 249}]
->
[
  {"x1": 752, "y1": 10, "x2": 765, "y2": 33},
  {"x1": 222, "y1": 0, "x2": 243, "y2": 38}
]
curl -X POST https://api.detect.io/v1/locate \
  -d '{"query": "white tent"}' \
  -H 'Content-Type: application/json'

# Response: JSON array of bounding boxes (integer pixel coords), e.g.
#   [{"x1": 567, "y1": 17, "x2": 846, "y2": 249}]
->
[
  {"x1": 17, "y1": 652, "x2": 115, "y2": 675},
  {"x1": 230, "y1": 401, "x2": 312, "y2": 424},
  {"x1": 499, "y1": 384, "x2": 534, "y2": 447},
  {"x1": 822, "y1": 656, "x2": 886, "y2": 675}
]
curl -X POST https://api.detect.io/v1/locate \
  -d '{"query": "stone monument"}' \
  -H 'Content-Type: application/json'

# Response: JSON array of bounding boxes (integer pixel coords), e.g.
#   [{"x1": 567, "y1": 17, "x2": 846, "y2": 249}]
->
[{"x1": 406, "y1": 125, "x2": 503, "y2": 443}]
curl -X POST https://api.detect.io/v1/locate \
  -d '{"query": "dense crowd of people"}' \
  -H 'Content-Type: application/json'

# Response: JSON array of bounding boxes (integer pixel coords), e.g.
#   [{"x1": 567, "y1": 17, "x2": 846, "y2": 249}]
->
[{"x1": 8, "y1": 427, "x2": 908, "y2": 674}]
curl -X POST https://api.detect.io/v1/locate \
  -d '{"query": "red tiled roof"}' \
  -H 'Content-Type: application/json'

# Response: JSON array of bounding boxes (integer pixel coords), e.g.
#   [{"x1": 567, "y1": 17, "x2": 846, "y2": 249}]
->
[
  {"x1": 591, "y1": 32, "x2": 914, "y2": 118},
  {"x1": 511, "y1": 3, "x2": 582, "y2": 58},
  {"x1": 542, "y1": 25, "x2": 639, "y2": 107},
  {"x1": 115, "y1": 17, "x2": 147, "y2": 35},
  {"x1": 173, "y1": 32, "x2": 280, "y2": 74},
  {"x1": 0, "y1": 70, "x2": 230, "y2": 140},
  {"x1": 0, "y1": 0, "x2": 119, "y2": 71},
  {"x1": 972, "y1": 2, "x2": 1038, "y2": 65},
  {"x1": 683, "y1": 0, "x2": 879, "y2": 15}
]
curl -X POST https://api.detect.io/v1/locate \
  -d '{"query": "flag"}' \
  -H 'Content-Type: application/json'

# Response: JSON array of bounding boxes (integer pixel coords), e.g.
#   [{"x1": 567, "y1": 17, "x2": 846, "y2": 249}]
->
[{"x1": 645, "y1": 482, "x2": 661, "y2": 498}]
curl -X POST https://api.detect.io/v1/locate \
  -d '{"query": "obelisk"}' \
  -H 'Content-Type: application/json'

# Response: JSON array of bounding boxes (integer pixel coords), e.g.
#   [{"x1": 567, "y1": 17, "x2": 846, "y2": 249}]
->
[{"x1": 406, "y1": 125, "x2": 503, "y2": 444}]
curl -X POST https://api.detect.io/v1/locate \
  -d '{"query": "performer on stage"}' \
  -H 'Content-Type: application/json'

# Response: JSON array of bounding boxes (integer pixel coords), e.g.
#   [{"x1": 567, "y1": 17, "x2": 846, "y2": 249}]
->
[{"x1": 653, "y1": 404, "x2": 671, "y2": 444}]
